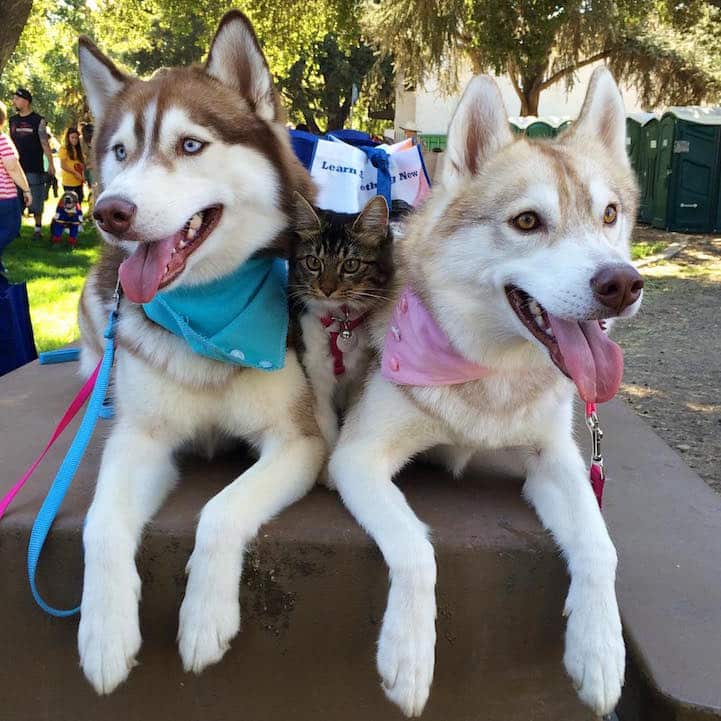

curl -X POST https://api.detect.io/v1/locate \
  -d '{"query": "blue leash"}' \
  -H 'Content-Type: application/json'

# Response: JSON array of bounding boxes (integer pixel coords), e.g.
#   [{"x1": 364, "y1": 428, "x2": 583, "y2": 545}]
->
[{"x1": 27, "y1": 290, "x2": 120, "y2": 617}]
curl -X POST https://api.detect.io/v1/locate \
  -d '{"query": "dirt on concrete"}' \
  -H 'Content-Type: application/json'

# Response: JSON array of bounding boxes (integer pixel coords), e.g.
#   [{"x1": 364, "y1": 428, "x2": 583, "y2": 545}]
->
[{"x1": 613, "y1": 226, "x2": 721, "y2": 493}]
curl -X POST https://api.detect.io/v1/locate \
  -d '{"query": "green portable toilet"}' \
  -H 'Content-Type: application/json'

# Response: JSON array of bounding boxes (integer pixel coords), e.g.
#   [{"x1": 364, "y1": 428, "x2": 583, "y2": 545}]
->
[
  {"x1": 626, "y1": 113, "x2": 659, "y2": 224},
  {"x1": 626, "y1": 113, "x2": 654, "y2": 174},
  {"x1": 418, "y1": 134, "x2": 447, "y2": 152},
  {"x1": 543, "y1": 116, "x2": 572, "y2": 138},
  {"x1": 526, "y1": 119, "x2": 555, "y2": 138},
  {"x1": 508, "y1": 116, "x2": 535, "y2": 135},
  {"x1": 651, "y1": 106, "x2": 721, "y2": 232}
]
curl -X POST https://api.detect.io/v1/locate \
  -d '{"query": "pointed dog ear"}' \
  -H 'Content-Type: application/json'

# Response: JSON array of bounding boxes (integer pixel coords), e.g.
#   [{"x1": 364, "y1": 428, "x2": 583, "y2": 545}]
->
[
  {"x1": 205, "y1": 11, "x2": 278, "y2": 122},
  {"x1": 442, "y1": 75, "x2": 513, "y2": 189},
  {"x1": 78, "y1": 37, "x2": 129, "y2": 122},
  {"x1": 294, "y1": 192, "x2": 322, "y2": 237},
  {"x1": 569, "y1": 66, "x2": 627, "y2": 165},
  {"x1": 352, "y1": 195, "x2": 389, "y2": 246}
]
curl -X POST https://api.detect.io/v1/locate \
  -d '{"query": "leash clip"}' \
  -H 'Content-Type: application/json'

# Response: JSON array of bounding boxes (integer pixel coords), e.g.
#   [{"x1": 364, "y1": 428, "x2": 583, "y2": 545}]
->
[
  {"x1": 585, "y1": 402, "x2": 606, "y2": 508},
  {"x1": 585, "y1": 409, "x2": 604, "y2": 469},
  {"x1": 105, "y1": 278, "x2": 122, "y2": 339},
  {"x1": 112, "y1": 277, "x2": 122, "y2": 311}
]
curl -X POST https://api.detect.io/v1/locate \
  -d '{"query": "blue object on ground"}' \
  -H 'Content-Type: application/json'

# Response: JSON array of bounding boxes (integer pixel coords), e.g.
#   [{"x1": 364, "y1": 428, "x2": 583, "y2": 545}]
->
[{"x1": 39, "y1": 348, "x2": 80, "y2": 364}]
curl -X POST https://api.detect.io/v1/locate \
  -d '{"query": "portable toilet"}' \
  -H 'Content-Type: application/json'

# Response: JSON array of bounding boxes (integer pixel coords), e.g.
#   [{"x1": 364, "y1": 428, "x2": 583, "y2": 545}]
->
[
  {"x1": 626, "y1": 113, "x2": 659, "y2": 223},
  {"x1": 508, "y1": 116, "x2": 535, "y2": 135},
  {"x1": 651, "y1": 106, "x2": 721, "y2": 232},
  {"x1": 626, "y1": 112, "x2": 656, "y2": 175},
  {"x1": 526, "y1": 119, "x2": 556, "y2": 138}
]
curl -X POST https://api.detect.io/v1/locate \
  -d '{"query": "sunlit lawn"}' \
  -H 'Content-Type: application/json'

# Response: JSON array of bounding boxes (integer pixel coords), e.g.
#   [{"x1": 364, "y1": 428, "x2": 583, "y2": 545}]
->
[
  {"x1": 3, "y1": 196, "x2": 101, "y2": 352},
  {"x1": 2, "y1": 199, "x2": 678, "y2": 354}
]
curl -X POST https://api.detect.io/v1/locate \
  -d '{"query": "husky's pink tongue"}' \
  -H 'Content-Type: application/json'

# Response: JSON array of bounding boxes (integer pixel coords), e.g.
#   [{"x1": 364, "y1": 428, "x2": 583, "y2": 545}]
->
[
  {"x1": 547, "y1": 314, "x2": 624, "y2": 403},
  {"x1": 118, "y1": 237, "x2": 177, "y2": 304}
]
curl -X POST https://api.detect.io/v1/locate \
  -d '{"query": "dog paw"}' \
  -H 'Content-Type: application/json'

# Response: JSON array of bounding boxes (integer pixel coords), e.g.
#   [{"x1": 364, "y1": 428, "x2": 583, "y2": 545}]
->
[
  {"x1": 178, "y1": 551, "x2": 240, "y2": 673},
  {"x1": 563, "y1": 582, "x2": 625, "y2": 715},
  {"x1": 377, "y1": 581, "x2": 436, "y2": 717},
  {"x1": 78, "y1": 568, "x2": 141, "y2": 694}
]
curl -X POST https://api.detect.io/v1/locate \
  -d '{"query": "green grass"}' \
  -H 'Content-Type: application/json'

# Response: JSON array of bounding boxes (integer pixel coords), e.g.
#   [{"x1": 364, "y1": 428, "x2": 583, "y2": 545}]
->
[
  {"x1": 3, "y1": 197, "x2": 102, "y2": 352},
  {"x1": 631, "y1": 239, "x2": 668, "y2": 261}
]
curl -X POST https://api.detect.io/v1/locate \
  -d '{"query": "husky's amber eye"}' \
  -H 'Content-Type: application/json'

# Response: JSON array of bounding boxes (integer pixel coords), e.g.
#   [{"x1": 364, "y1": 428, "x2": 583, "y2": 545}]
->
[
  {"x1": 304, "y1": 255, "x2": 321, "y2": 271},
  {"x1": 341, "y1": 259, "x2": 361, "y2": 274},
  {"x1": 512, "y1": 211, "x2": 540, "y2": 232},
  {"x1": 603, "y1": 204, "x2": 618, "y2": 225},
  {"x1": 113, "y1": 144, "x2": 126, "y2": 162},
  {"x1": 181, "y1": 138, "x2": 206, "y2": 155}
]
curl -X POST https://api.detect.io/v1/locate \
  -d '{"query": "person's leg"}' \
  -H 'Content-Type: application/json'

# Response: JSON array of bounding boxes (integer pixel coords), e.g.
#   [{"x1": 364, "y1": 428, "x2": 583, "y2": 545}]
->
[
  {"x1": 0, "y1": 197, "x2": 21, "y2": 272},
  {"x1": 26, "y1": 173, "x2": 45, "y2": 238}
]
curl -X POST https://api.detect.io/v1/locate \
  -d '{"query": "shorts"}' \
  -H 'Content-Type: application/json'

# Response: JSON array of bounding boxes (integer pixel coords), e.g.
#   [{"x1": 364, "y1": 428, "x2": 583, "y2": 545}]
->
[
  {"x1": 21, "y1": 172, "x2": 47, "y2": 215},
  {"x1": 0, "y1": 196, "x2": 22, "y2": 253}
]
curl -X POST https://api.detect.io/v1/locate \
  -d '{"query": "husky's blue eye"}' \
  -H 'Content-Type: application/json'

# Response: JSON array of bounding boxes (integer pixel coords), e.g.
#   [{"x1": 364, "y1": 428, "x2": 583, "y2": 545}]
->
[
  {"x1": 181, "y1": 138, "x2": 205, "y2": 155},
  {"x1": 113, "y1": 144, "x2": 126, "y2": 161}
]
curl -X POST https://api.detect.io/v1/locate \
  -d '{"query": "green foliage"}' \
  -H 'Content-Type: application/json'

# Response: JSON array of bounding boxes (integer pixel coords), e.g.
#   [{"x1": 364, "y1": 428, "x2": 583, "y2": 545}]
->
[
  {"x1": 0, "y1": 0, "x2": 93, "y2": 135},
  {"x1": 366, "y1": 0, "x2": 721, "y2": 114},
  {"x1": 1, "y1": 0, "x2": 392, "y2": 136}
]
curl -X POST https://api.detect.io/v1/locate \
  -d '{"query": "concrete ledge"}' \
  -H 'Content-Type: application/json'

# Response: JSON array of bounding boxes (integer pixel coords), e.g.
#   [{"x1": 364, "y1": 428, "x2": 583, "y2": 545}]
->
[{"x1": 1, "y1": 358, "x2": 719, "y2": 721}]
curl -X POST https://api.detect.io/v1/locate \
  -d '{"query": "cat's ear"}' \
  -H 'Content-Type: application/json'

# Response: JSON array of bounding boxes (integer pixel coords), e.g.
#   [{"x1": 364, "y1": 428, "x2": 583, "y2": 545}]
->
[
  {"x1": 294, "y1": 192, "x2": 321, "y2": 238},
  {"x1": 353, "y1": 195, "x2": 389, "y2": 246}
]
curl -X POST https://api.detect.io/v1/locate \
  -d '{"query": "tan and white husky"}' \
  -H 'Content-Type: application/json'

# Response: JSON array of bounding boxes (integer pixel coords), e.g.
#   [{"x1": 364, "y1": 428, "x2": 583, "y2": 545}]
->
[
  {"x1": 330, "y1": 68, "x2": 642, "y2": 717},
  {"x1": 76, "y1": 12, "x2": 324, "y2": 693}
]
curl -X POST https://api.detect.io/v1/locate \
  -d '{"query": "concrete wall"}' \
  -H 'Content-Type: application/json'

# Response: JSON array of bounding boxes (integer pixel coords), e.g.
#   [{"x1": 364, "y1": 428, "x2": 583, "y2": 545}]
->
[{"x1": 395, "y1": 61, "x2": 647, "y2": 136}]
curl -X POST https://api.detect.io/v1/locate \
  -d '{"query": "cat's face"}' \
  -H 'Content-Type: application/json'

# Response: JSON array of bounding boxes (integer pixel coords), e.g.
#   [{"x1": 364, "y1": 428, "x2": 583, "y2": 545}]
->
[{"x1": 290, "y1": 195, "x2": 393, "y2": 314}]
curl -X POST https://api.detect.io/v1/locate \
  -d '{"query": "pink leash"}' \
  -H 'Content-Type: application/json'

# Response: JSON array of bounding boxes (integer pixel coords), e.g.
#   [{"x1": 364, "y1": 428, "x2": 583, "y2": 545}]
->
[
  {"x1": 585, "y1": 401, "x2": 606, "y2": 507},
  {"x1": 0, "y1": 360, "x2": 101, "y2": 520}
]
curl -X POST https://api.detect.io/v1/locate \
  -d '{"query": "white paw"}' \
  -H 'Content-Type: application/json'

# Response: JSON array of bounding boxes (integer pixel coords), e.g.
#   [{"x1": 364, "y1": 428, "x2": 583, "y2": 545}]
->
[
  {"x1": 178, "y1": 548, "x2": 241, "y2": 674},
  {"x1": 377, "y1": 579, "x2": 436, "y2": 717},
  {"x1": 563, "y1": 581, "x2": 625, "y2": 716},
  {"x1": 78, "y1": 564, "x2": 142, "y2": 694}
]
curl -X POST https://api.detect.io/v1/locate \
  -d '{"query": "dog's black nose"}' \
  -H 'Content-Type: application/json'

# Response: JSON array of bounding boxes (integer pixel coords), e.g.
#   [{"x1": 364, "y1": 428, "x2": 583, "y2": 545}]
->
[
  {"x1": 591, "y1": 264, "x2": 644, "y2": 314},
  {"x1": 93, "y1": 197, "x2": 136, "y2": 236}
]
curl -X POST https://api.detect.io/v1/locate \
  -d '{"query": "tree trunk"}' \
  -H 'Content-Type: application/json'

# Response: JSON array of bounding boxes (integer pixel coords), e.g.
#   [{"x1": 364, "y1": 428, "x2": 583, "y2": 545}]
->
[
  {"x1": 325, "y1": 98, "x2": 351, "y2": 132},
  {"x1": 0, "y1": 0, "x2": 33, "y2": 75},
  {"x1": 519, "y1": 86, "x2": 541, "y2": 116},
  {"x1": 506, "y1": 62, "x2": 543, "y2": 117}
]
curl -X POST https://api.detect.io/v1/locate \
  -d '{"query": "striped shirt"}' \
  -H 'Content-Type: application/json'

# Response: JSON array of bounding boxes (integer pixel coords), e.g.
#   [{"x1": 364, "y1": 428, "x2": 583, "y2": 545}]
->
[{"x1": 0, "y1": 133, "x2": 19, "y2": 200}]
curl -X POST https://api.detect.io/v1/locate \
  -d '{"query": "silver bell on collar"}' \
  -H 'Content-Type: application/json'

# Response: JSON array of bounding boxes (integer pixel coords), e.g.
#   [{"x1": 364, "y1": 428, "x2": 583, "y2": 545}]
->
[{"x1": 336, "y1": 327, "x2": 358, "y2": 352}]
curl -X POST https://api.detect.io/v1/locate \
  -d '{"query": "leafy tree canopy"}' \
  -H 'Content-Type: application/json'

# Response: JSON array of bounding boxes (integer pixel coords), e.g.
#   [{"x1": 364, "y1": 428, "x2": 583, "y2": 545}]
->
[
  {"x1": 0, "y1": 0, "x2": 392, "y2": 134},
  {"x1": 365, "y1": 0, "x2": 721, "y2": 115}
]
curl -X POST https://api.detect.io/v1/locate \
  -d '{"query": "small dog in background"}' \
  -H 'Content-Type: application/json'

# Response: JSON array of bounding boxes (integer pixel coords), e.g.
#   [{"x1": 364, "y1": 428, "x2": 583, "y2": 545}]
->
[
  {"x1": 50, "y1": 190, "x2": 83, "y2": 248},
  {"x1": 330, "y1": 67, "x2": 642, "y2": 718}
]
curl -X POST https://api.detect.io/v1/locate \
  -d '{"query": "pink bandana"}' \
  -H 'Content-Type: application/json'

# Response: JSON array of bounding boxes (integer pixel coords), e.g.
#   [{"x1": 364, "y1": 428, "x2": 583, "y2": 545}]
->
[{"x1": 381, "y1": 288, "x2": 492, "y2": 386}]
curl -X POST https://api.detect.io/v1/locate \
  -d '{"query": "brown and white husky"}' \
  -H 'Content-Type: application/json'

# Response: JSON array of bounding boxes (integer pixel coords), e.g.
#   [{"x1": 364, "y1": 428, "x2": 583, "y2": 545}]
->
[
  {"x1": 329, "y1": 68, "x2": 642, "y2": 717},
  {"x1": 76, "y1": 12, "x2": 324, "y2": 693}
]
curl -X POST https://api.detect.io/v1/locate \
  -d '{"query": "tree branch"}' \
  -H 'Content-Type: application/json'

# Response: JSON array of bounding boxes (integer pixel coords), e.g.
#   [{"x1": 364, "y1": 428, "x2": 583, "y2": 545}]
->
[
  {"x1": 507, "y1": 60, "x2": 524, "y2": 101},
  {"x1": 539, "y1": 50, "x2": 614, "y2": 91}
]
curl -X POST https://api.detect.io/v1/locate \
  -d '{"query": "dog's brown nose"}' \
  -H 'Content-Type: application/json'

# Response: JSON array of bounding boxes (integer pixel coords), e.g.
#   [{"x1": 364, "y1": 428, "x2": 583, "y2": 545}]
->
[
  {"x1": 591, "y1": 265, "x2": 644, "y2": 314},
  {"x1": 93, "y1": 197, "x2": 136, "y2": 236}
]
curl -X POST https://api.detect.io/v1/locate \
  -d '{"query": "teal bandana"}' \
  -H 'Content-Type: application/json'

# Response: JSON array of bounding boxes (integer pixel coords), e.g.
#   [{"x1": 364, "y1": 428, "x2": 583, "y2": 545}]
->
[{"x1": 142, "y1": 257, "x2": 288, "y2": 371}]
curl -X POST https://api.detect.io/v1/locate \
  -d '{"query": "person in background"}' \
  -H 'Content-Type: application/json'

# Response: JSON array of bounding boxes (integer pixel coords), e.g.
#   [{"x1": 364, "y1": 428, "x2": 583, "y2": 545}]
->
[
  {"x1": 58, "y1": 127, "x2": 85, "y2": 204},
  {"x1": 9, "y1": 88, "x2": 55, "y2": 239},
  {"x1": 0, "y1": 102, "x2": 33, "y2": 274},
  {"x1": 80, "y1": 122, "x2": 94, "y2": 208}
]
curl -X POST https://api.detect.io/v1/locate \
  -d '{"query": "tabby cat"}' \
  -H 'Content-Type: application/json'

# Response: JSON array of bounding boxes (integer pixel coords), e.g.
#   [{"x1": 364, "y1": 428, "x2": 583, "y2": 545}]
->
[{"x1": 290, "y1": 194, "x2": 394, "y2": 456}]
